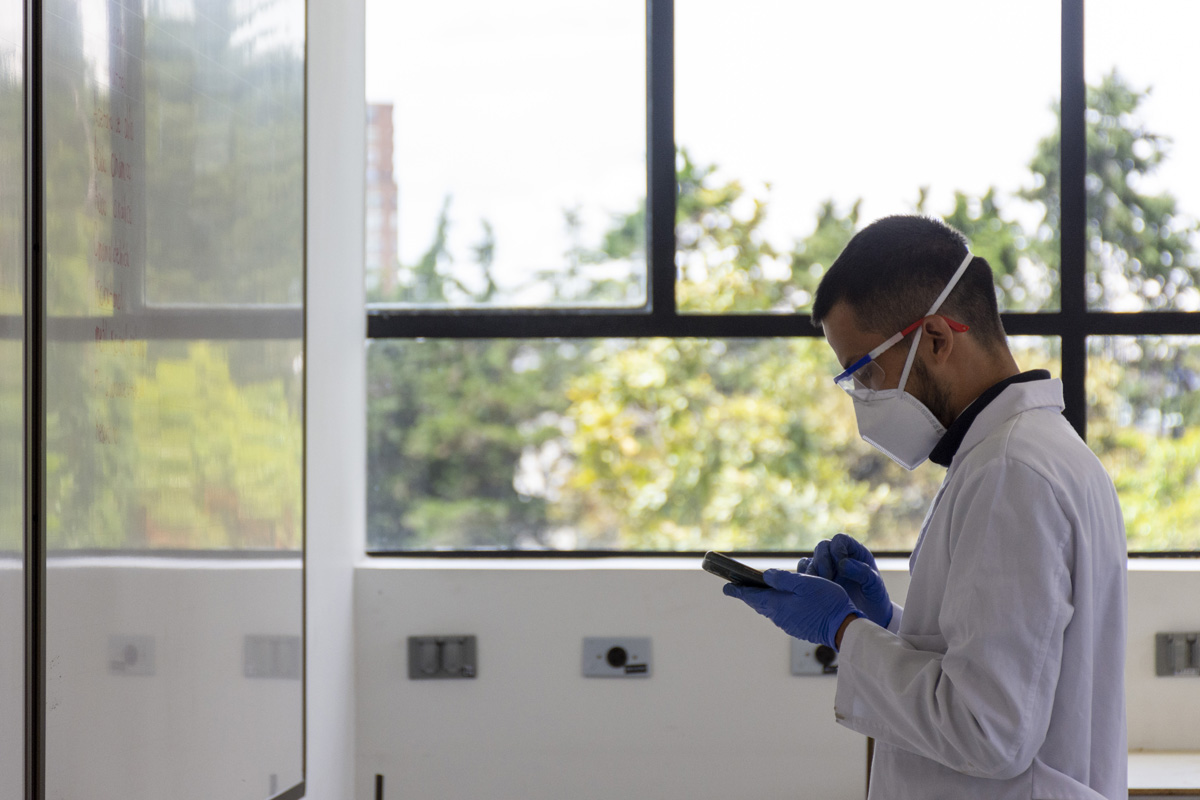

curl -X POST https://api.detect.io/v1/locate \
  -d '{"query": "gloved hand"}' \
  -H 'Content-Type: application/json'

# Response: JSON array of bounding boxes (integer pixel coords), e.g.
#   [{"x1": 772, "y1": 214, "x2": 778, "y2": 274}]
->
[
  {"x1": 724, "y1": 569, "x2": 862, "y2": 650},
  {"x1": 799, "y1": 534, "x2": 893, "y2": 629}
]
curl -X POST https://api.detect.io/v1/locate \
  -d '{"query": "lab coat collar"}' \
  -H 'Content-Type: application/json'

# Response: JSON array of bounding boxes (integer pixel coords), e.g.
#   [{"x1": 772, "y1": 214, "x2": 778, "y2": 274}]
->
[{"x1": 930, "y1": 371, "x2": 1061, "y2": 467}]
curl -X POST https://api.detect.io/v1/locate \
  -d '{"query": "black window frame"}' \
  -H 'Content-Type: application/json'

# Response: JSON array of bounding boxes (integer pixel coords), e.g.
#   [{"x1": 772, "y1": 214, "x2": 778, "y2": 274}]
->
[{"x1": 365, "y1": 0, "x2": 1200, "y2": 558}]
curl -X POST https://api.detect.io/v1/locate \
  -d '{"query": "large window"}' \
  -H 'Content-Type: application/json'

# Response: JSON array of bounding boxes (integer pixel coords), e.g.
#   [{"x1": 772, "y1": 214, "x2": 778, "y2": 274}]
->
[{"x1": 365, "y1": 0, "x2": 1200, "y2": 554}]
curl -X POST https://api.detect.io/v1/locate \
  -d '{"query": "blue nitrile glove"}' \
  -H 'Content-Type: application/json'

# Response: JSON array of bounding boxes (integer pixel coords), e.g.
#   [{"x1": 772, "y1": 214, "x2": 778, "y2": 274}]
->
[
  {"x1": 723, "y1": 569, "x2": 862, "y2": 650},
  {"x1": 804, "y1": 533, "x2": 892, "y2": 629},
  {"x1": 799, "y1": 539, "x2": 839, "y2": 580}
]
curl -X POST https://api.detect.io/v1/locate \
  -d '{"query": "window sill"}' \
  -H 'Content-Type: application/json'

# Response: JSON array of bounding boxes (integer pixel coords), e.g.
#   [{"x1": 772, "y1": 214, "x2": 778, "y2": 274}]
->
[
  {"x1": 357, "y1": 555, "x2": 801, "y2": 571},
  {"x1": 357, "y1": 555, "x2": 1200, "y2": 572}
]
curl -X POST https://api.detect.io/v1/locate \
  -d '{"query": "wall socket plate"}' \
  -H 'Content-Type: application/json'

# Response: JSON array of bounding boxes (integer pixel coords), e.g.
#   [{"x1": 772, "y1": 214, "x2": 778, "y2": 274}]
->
[
  {"x1": 1156, "y1": 632, "x2": 1200, "y2": 676},
  {"x1": 108, "y1": 634, "x2": 155, "y2": 676},
  {"x1": 245, "y1": 634, "x2": 302, "y2": 680},
  {"x1": 582, "y1": 637, "x2": 651, "y2": 677},
  {"x1": 791, "y1": 639, "x2": 838, "y2": 676},
  {"x1": 408, "y1": 635, "x2": 477, "y2": 679}
]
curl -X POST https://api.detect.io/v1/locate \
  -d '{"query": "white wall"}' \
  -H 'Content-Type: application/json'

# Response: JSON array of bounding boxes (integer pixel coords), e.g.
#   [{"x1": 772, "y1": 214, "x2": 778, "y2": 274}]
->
[
  {"x1": 6, "y1": 556, "x2": 1192, "y2": 800},
  {"x1": 1127, "y1": 562, "x2": 1200, "y2": 749},
  {"x1": 355, "y1": 560, "x2": 866, "y2": 800},
  {"x1": 354, "y1": 561, "x2": 1200, "y2": 800}
]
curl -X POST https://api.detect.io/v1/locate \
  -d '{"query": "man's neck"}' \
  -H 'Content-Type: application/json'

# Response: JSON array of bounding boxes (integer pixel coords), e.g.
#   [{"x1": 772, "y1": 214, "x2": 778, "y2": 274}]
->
[{"x1": 947, "y1": 352, "x2": 1021, "y2": 422}]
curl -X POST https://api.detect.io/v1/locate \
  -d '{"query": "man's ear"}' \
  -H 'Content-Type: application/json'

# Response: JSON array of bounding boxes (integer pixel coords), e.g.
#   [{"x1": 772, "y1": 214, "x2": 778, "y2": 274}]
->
[{"x1": 922, "y1": 317, "x2": 955, "y2": 365}]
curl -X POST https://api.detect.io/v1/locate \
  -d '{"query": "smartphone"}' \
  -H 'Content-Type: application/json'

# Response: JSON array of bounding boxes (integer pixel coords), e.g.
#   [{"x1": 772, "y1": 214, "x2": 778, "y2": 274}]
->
[{"x1": 702, "y1": 551, "x2": 769, "y2": 588}]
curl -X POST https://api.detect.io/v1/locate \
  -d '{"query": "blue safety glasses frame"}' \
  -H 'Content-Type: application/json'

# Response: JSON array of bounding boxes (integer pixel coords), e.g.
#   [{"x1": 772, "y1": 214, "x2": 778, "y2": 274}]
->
[{"x1": 833, "y1": 315, "x2": 970, "y2": 392}]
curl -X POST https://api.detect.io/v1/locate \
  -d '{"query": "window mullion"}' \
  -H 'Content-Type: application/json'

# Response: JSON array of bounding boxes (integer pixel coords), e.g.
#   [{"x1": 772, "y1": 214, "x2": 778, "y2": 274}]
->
[
  {"x1": 647, "y1": 0, "x2": 675, "y2": 320},
  {"x1": 1060, "y1": 0, "x2": 1088, "y2": 438}
]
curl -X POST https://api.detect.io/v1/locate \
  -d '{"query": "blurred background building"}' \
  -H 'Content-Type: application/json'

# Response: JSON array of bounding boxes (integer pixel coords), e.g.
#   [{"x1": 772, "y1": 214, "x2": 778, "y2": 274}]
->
[{"x1": 365, "y1": 102, "x2": 398, "y2": 295}]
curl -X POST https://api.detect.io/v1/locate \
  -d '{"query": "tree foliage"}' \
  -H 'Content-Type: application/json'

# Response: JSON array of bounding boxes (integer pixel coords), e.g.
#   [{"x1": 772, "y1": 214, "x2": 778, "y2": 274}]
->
[{"x1": 1020, "y1": 70, "x2": 1200, "y2": 311}]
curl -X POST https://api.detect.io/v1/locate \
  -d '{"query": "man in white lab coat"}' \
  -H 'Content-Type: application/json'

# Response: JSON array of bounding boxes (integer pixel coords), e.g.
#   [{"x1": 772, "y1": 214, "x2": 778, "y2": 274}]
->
[{"x1": 723, "y1": 215, "x2": 1127, "y2": 799}]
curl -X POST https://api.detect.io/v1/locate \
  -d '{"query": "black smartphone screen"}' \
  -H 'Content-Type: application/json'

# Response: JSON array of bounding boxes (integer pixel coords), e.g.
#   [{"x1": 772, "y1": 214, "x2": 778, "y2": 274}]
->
[{"x1": 702, "y1": 551, "x2": 769, "y2": 588}]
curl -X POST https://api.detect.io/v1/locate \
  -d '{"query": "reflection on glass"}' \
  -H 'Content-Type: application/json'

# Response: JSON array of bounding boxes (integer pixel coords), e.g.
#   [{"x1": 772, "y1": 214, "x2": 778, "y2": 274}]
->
[
  {"x1": 368, "y1": 336, "x2": 1059, "y2": 552},
  {"x1": 143, "y1": 2, "x2": 304, "y2": 306},
  {"x1": 43, "y1": 0, "x2": 303, "y2": 796},
  {"x1": 43, "y1": 0, "x2": 304, "y2": 552},
  {"x1": 45, "y1": 339, "x2": 302, "y2": 550},
  {"x1": 0, "y1": 0, "x2": 21, "y2": 795},
  {"x1": 364, "y1": 0, "x2": 646, "y2": 308},
  {"x1": 1089, "y1": 337, "x2": 1200, "y2": 549},
  {"x1": 675, "y1": 0, "x2": 1061, "y2": 314},
  {"x1": 1085, "y1": 0, "x2": 1200, "y2": 311}
]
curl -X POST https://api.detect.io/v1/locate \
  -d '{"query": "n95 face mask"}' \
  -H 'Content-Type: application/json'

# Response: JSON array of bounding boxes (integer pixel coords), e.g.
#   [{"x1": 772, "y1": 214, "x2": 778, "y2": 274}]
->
[
  {"x1": 845, "y1": 251, "x2": 973, "y2": 470},
  {"x1": 848, "y1": 327, "x2": 947, "y2": 471}
]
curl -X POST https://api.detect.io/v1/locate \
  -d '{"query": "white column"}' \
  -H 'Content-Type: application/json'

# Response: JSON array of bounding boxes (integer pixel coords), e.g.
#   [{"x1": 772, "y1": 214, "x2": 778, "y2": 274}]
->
[{"x1": 305, "y1": 0, "x2": 366, "y2": 795}]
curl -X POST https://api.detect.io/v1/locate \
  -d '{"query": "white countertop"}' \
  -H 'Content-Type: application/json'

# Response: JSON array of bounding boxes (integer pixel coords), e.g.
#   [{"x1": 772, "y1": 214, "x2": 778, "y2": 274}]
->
[{"x1": 1130, "y1": 751, "x2": 1200, "y2": 795}]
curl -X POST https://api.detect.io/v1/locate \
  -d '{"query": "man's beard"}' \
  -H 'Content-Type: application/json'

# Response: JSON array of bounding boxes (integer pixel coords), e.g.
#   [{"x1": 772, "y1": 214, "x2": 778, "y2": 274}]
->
[{"x1": 911, "y1": 356, "x2": 954, "y2": 429}]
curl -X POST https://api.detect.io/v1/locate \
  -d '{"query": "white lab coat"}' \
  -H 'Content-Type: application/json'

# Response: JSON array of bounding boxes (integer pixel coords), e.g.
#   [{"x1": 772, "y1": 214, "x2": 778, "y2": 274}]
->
[{"x1": 834, "y1": 379, "x2": 1127, "y2": 799}]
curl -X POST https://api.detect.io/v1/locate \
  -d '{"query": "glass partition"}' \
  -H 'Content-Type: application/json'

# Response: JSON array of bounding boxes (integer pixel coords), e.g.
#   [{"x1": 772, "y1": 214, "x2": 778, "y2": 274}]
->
[
  {"x1": 42, "y1": 0, "x2": 304, "y2": 796},
  {"x1": 0, "y1": 0, "x2": 22, "y2": 794}
]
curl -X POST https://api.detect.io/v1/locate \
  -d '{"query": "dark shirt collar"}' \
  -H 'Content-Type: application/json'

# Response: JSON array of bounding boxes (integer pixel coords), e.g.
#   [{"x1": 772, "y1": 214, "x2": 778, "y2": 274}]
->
[{"x1": 929, "y1": 370, "x2": 1053, "y2": 467}]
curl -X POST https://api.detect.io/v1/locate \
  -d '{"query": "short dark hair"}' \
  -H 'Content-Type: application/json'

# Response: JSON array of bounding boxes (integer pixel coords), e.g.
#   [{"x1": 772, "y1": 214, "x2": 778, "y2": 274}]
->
[{"x1": 811, "y1": 215, "x2": 1007, "y2": 350}]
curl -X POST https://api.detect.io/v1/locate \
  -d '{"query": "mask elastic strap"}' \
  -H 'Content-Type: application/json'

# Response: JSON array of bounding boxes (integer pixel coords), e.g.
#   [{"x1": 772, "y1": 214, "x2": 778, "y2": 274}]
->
[
  {"x1": 898, "y1": 250, "x2": 973, "y2": 391},
  {"x1": 926, "y1": 250, "x2": 974, "y2": 316},
  {"x1": 898, "y1": 327, "x2": 922, "y2": 390}
]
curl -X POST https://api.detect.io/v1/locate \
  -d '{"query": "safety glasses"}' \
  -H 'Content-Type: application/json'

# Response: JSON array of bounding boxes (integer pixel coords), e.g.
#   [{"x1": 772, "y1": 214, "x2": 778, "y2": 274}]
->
[{"x1": 833, "y1": 315, "x2": 970, "y2": 392}]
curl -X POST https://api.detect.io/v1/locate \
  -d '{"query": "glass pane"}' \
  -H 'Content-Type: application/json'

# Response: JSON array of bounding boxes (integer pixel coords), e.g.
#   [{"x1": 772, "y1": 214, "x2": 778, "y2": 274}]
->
[
  {"x1": 1089, "y1": 336, "x2": 1200, "y2": 549},
  {"x1": 142, "y1": 3, "x2": 305, "y2": 306},
  {"x1": 0, "y1": 0, "x2": 21, "y2": 794},
  {"x1": 675, "y1": 0, "x2": 1061, "y2": 314},
  {"x1": 364, "y1": 0, "x2": 646, "y2": 308},
  {"x1": 44, "y1": 0, "x2": 305, "y2": 313},
  {"x1": 43, "y1": 0, "x2": 303, "y2": 796},
  {"x1": 1011, "y1": 335, "x2": 1061, "y2": 377},
  {"x1": 367, "y1": 336, "x2": 1059, "y2": 552},
  {"x1": 45, "y1": 338, "x2": 303, "y2": 551},
  {"x1": 1086, "y1": 1, "x2": 1200, "y2": 311}
]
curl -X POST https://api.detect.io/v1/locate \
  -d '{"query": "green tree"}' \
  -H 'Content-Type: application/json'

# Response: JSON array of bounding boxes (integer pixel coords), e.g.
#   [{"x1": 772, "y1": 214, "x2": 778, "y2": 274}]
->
[
  {"x1": 143, "y1": 0, "x2": 304, "y2": 305},
  {"x1": 1021, "y1": 69, "x2": 1200, "y2": 311},
  {"x1": 367, "y1": 338, "x2": 578, "y2": 549},
  {"x1": 131, "y1": 342, "x2": 301, "y2": 549},
  {"x1": 674, "y1": 149, "x2": 781, "y2": 313},
  {"x1": 938, "y1": 187, "x2": 1053, "y2": 311},
  {"x1": 559, "y1": 156, "x2": 940, "y2": 550},
  {"x1": 1086, "y1": 338, "x2": 1200, "y2": 549}
]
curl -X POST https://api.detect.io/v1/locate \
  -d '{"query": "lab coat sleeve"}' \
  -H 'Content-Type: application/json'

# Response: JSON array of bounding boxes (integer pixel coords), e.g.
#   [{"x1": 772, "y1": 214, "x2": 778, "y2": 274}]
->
[
  {"x1": 833, "y1": 458, "x2": 1074, "y2": 780},
  {"x1": 886, "y1": 602, "x2": 903, "y2": 633}
]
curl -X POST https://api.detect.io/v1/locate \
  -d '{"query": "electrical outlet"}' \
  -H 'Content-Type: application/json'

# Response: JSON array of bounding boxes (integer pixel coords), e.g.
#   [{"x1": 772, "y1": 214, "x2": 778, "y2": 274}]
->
[
  {"x1": 407, "y1": 635, "x2": 477, "y2": 679},
  {"x1": 791, "y1": 639, "x2": 838, "y2": 676},
  {"x1": 108, "y1": 635, "x2": 155, "y2": 676},
  {"x1": 1156, "y1": 632, "x2": 1200, "y2": 676},
  {"x1": 244, "y1": 635, "x2": 302, "y2": 680},
  {"x1": 582, "y1": 637, "x2": 651, "y2": 677}
]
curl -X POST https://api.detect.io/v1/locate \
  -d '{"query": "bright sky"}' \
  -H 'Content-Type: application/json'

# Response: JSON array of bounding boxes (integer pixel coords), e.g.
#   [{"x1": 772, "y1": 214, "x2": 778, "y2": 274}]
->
[{"x1": 365, "y1": 0, "x2": 1200, "y2": 299}]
